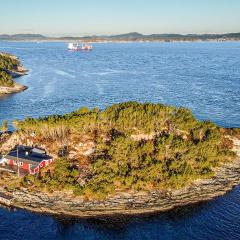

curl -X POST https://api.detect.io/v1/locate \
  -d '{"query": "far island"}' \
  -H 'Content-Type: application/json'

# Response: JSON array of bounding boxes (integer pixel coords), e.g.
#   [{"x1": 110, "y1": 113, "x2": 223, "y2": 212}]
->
[
  {"x1": 1, "y1": 32, "x2": 240, "y2": 42},
  {"x1": 0, "y1": 52, "x2": 27, "y2": 95}
]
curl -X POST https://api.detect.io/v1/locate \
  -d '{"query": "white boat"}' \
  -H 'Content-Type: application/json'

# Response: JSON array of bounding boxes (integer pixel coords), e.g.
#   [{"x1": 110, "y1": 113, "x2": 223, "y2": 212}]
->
[{"x1": 68, "y1": 43, "x2": 93, "y2": 51}]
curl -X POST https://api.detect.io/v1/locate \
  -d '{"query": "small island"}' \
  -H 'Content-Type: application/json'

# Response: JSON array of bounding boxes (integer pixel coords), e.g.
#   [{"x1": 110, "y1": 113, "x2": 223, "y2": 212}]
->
[
  {"x1": 0, "y1": 102, "x2": 240, "y2": 217},
  {"x1": 0, "y1": 52, "x2": 27, "y2": 95}
]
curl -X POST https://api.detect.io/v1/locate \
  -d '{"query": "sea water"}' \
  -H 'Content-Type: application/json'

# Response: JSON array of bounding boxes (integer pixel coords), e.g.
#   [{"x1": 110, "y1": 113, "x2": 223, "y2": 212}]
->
[{"x1": 0, "y1": 41, "x2": 239, "y2": 239}]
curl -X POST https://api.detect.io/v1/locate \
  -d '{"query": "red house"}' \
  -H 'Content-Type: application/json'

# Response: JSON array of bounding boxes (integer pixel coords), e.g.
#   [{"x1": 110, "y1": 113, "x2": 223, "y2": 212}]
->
[{"x1": 0, "y1": 146, "x2": 53, "y2": 175}]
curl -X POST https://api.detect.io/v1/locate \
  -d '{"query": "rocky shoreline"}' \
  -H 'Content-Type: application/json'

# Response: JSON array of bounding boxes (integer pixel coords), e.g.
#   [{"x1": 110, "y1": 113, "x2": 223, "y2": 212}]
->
[
  {"x1": 0, "y1": 138, "x2": 239, "y2": 218},
  {"x1": 0, "y1": 82, "x2": 28, "y2": 95}
]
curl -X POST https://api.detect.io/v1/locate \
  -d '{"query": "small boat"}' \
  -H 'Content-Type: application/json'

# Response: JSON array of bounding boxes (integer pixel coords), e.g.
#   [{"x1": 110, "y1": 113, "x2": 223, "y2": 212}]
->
[{"x1": 68, "y1": 43, "x2": 93, "y2": 51}]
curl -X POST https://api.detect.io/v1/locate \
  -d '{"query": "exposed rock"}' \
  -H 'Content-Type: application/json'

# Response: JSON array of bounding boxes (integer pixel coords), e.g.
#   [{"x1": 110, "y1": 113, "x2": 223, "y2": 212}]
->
[
  {"x1": 0, "y1": 133, "x2": 21, "y2": 153},
  {"x1": 0, "y1": 83, "x2": 27, "y2": 95},
  {"x1": 131, "y1": 133, "x2": 156, "y2": 141}
]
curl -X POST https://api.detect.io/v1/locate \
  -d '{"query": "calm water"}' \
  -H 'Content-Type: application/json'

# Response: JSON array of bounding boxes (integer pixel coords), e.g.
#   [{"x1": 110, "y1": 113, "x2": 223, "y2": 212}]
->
[{"x1": 0, "y1": 41, "x2": 240, "y2": 239}]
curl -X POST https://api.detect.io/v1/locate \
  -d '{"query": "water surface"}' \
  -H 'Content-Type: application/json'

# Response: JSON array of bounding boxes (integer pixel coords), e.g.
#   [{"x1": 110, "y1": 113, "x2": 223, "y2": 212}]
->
[{"x1": 0, "y1": 41, "x2": 240, "y2": 239}]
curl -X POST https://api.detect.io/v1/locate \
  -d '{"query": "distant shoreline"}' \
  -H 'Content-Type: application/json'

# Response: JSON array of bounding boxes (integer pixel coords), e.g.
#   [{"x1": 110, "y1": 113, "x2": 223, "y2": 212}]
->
[
  {"x1": 1, "y1": 32, "x2": 240, "y2": 43},
  {"x1": 1, "y1": 39, "x2": 240, "y2": 43}
]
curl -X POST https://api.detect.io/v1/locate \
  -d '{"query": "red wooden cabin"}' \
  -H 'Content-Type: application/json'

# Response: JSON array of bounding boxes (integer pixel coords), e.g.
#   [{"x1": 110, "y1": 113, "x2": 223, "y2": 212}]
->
[{"x1": 1, "y1": 146, "x2": 53, "y2": 175}]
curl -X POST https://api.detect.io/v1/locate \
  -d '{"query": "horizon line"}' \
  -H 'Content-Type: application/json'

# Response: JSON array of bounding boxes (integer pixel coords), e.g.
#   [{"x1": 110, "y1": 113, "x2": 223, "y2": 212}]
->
[{"x1": 1, "y1": 31, "x2": 240, "y2": 38}]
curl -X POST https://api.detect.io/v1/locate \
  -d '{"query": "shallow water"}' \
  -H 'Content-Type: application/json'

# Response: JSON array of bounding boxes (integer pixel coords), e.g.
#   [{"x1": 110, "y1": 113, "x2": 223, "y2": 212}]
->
[{"x1": 0, "y1": 41, "x2": 240, "y2": 239}]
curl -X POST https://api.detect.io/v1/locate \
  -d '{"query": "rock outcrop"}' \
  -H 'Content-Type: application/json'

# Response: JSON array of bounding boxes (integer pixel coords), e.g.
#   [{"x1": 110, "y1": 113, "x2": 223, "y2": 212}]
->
[{"x1": 0, "y1": 83, "x2": 27, "y2": 95}]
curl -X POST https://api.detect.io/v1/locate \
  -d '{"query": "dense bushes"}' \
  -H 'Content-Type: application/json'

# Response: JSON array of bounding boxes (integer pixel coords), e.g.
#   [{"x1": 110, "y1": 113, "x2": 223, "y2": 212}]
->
[
  {"x1": 18, "y1": 102, "x2": 237, "y2": 198},
  {"x1": 0, "y1": 53, "x2": 20, "y2": 71},
  {"x1": 16, "y1": 102, "x2": 199, "y2": 136},
  {"x1": 0, "y1": 53, "x2": 20, "y2": 87},
  {"x1": 23, "y1": 158, "x2": 80, "y2": 192},
  {"x1": 0, "y1": 120, "x2": 8, "y2": 132},
  {"x1": 82, "y1": 129, "x2": 235, "y2": 198},
  {"x1": 0, "y1": 70, "x2": 14, "y2": 87}
]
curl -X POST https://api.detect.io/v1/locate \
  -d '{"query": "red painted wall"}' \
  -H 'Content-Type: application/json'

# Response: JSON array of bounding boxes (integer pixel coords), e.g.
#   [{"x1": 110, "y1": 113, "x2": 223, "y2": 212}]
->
[
  {"x1": 7, "y1": 158, "x2": 53, "y2": 175},
  {"x1": 8, "y1": 159, "x2": 30, "y2": 170}
]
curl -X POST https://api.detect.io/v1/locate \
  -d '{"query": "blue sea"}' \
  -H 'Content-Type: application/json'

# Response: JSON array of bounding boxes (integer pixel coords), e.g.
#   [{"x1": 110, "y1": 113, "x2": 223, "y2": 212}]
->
[{"x1": 0, "y1": 41, "x2": 240, "y2": 239}]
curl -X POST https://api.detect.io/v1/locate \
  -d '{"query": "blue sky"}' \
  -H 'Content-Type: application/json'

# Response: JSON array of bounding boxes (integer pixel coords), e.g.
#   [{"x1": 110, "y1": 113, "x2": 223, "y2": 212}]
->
[{"x1": 1, "y1": 0, "x2": 239, "y2": 36}]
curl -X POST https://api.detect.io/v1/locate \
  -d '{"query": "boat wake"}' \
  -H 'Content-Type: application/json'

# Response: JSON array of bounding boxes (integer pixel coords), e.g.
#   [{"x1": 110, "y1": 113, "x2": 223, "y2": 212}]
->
[{"x1": 55, "y1": 70, "x2": 75, "y2": 78}]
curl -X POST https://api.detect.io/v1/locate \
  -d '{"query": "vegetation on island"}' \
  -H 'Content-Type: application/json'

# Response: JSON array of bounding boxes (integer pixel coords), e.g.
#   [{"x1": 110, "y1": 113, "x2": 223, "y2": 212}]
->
[
  {"x1": 0, "y1": 70, "x2": 14, "y2": 87},
  {"x1": 0, "y1": 53, "x2": 20, "y2": 87},
  {"x1": 15, "y1": 102, "x2": 236, "y2": 199},
  {"x1": 0, "y1": 121, "x2": 8, "y2": 132}
]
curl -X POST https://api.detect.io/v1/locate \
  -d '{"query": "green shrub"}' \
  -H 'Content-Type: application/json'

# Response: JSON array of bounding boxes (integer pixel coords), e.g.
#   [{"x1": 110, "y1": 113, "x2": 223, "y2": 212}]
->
[{"x1": 0, "y1": 70, "x2": 14, "y2": 87}]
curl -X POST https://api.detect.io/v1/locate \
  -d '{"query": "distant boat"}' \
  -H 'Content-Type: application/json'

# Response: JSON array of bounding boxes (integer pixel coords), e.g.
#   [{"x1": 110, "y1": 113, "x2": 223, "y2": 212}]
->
[{"x1": 68, "y1": 43, "x2": 93, "y2": 51}]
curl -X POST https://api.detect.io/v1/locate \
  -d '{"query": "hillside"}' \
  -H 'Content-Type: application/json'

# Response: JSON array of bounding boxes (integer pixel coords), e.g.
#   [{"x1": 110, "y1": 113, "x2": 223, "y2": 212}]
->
[
  {"x1": 1, "y1": 32, "x2": 240, "y2": 42},
  {"x1": 0, "y1": 34, "x2": 46, "y2": 41}
]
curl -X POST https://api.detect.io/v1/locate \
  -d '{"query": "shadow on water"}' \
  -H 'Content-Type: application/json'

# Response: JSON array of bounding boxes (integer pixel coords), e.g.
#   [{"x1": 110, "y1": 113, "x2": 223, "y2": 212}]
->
[
  {"x1": 0, "y1": 186, "x2": 239, "y2": 239},
  {"x1": 54, "y1": 201, "x2": 212, "y2": 234},
  {"x1": 49, "y1": 186, "x2": 240, "y2": 239}
]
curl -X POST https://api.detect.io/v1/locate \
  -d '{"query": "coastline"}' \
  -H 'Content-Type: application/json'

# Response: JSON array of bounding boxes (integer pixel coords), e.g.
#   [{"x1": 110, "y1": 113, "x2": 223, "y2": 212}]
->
[
  {"x1": 1, "y1": 32, "x2": 240, "y2": 43},
  {"x1": 1, "y1": 39, "x2": 240, "y2": 43},
  {"x1": 0, "y1": 82, "x2": 28, "y2": 96},
  {"x1": 1, "y1": 138, "x2": 239, "y2": 218}
]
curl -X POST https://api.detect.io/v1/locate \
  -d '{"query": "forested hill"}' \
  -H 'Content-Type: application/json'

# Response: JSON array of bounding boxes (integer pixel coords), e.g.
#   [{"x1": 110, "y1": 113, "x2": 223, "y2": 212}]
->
[
  {"x1": 0, "y1": 34, "x2": 46, "y2": 41},
  {"x1": 1, "y1": 32, "x2": 240, "y2": 42},
  {"x1": 11, "y1": 102, "x2": 239, "y2": 199}
]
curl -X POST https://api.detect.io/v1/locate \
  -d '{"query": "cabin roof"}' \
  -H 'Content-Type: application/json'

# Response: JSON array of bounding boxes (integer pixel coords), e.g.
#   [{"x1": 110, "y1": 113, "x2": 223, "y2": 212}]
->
[{"x1": 4, "y1": 147, "x2": 52, "y2": 165}]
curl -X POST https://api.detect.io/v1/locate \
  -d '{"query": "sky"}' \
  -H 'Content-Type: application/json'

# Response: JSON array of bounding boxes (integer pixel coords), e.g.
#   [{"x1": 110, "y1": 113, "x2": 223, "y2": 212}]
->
[{"x1": 1, "y1": 0, "x2": 240, "y2": 36}]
